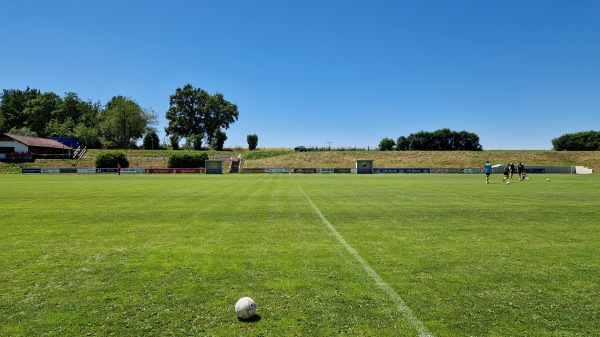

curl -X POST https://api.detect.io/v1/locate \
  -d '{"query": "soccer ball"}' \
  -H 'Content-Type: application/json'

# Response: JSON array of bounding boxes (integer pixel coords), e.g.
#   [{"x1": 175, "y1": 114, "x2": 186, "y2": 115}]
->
[
  {"x1": 547, "y1": 178, "x2": 550, "y2": 182},
  {"x1": 235, "y1": 297, "x2": 256, "y2": 319},
  {"x1": 506, "y1": 181, "x2": 510, "y2": 185}
]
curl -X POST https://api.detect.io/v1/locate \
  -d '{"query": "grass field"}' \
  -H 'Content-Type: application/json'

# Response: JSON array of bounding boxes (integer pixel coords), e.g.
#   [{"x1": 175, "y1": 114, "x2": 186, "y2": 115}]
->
[{"x1": 1, "y1": 173, "x2": 598, "y2": 336}]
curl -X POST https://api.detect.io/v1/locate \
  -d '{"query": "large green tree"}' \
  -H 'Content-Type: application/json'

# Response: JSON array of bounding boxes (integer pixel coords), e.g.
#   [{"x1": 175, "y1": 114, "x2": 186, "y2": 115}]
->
[
  {"x1": 72, "y1": 98, "x2": 103, "y2": 148},
  {"x1": 23, "y1": 92, "x2": 62, "y2": 137},
  {"x1": 0, "y1": 87, "x2": 41, "y2": 132},
  {"x1": 101, "y1": 96, "x2": 157, "y2": 148},
  {"x1": 165, "y1": 83, "x2": 239, "y2": 148}
]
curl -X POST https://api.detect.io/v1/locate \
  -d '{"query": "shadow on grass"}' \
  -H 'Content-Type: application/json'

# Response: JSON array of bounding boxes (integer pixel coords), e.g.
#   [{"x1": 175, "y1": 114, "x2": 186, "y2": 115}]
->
[{"x1": 238, "y1": 314, "x2": 262, "y2": 323}]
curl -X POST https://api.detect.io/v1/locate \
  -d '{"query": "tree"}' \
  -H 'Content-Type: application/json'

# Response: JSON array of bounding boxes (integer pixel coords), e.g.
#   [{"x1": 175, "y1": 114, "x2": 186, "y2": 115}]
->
[
  {"x1": 396, "y1": 136, "x2": 409, "y2": 151},
  {"x1": 143, "y1": 130, "x2": 160, "y2": 150},
  {"x1": 379, "y1": 137, "x2": 395, "y2": 151},
  {"x1": 8, "y1": 127, "x2": 37, "y2": 136},
  {"x1": 187, "y1": 134, "x2": 203, "y2": 150},
  {"x1": 101, "y1": 96, "x2": 157, "y2": 149},
  {"x1": 73, "y1": 99, "x2": 103, "y2": 148},
  {"x1": 247, "y1": 134, "x2": 258, "y2": 150},
  {"x1": 22, "y1": 92, "x2": 62, "y2": 137},
  {"x1": 407, "y1": 131, "x2": 433, "y2": 150},
  {"x1": 0, "y1": 87, "x2": 41, "y2": 132},
  {"x1": 458, "y1": 130, "x2": 483, "y2": 151},
  {"x1": 74, "y1": 124, "x2": 102, "y2": 148},
  {"x1": 552, "y1": 131, "x2": 600, "y2": 151},
  {"x1": 211, "y1": 128, "x2": 227, "y2": 150},
  {"x1": 169, "y1": 134, "x2": 180, "y2": 150},
  {"x1": 205, "y1": 93, "x2": 239, "y2": 146},
  {"x1": 165, "y1": 84, "x2": 239, "y2": 147},
  {"x1": 165, "y1": 84, "x2": 209, "y2": 144}
]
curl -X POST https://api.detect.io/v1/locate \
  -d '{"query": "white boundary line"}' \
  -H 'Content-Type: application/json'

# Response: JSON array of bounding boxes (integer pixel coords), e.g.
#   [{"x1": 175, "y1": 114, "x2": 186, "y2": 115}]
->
[{"x1": 292, "y1": 176, "x2": 434, "y2": 337}]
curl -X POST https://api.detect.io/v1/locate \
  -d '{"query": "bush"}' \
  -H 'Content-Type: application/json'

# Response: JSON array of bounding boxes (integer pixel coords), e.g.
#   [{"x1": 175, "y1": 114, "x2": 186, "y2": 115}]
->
[
  {"x1": 143, "y1": 131, "x2": 160, "y2": 150},
  {"x1": 168, "y1": 152, "x2": 209, "y2": 168},
  {"x1": 379, "y1": 137, "x2": 395, "y2": 151},
  {"x1": 247, "y1": 134, "x2": 258, "y2": 150},
  {"x1": 95, "y1": 151, "x2": 129, "y2": 168}
]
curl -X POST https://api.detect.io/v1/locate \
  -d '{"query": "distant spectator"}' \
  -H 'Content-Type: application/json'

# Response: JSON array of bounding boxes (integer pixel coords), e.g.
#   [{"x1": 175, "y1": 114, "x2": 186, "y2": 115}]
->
[{"x1": 117, "y1": 163, "x2": 121, "y2": 175}]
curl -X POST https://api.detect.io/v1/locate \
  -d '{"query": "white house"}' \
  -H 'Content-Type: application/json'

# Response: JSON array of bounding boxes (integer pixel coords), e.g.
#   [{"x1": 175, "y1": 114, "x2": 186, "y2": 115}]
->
[{"x1": 0, "y1": 133, "x2": 72, "y2": 160}]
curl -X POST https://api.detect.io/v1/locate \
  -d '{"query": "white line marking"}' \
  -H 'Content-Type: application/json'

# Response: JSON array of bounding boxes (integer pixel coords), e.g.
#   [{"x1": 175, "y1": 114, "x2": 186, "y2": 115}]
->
[{"x1": 292, "y1": 176, "x2": 434, "y2": 337}]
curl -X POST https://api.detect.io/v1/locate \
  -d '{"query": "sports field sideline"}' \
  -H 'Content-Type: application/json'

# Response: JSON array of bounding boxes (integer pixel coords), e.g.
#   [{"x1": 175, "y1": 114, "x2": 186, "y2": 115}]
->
[{"x1": 1, "y1": 174, "x2": 598, "y2": 336}]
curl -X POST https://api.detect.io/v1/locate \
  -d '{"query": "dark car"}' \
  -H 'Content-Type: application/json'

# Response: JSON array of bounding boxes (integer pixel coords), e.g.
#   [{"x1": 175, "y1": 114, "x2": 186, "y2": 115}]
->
[{"x1": 294, "y1": 146, "x2": 308, "y2": 152}]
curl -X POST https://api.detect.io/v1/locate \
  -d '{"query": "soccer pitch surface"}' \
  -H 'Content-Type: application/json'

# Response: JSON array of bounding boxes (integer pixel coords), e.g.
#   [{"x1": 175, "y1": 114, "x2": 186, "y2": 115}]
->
[{"x1": 1, "y1": 174, "x2": 598, "y2": 336}]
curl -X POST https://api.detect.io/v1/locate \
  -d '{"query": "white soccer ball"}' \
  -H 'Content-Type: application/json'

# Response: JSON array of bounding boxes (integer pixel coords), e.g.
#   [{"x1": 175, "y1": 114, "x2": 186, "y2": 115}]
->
[
  {"x1": 506, "y1": 181, "x2": 510, "y2": 185},
  {"x1": 235, "y1": 297, "x2": 256, "y2": 319},
  {"x1": 547, "y1": 178, "x2": 550, "y2": 182}
]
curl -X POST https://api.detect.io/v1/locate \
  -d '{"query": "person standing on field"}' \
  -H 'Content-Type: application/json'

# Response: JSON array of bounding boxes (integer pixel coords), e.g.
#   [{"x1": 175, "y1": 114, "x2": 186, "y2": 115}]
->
[
  {"x1": 117, "y1": 163, "x2": 121, "y2": 175},
  {"x1": 503, "y1": 164, "x2": 510, "y2": 182},
  {"x1": 517, "y1": 162, "x2": 525, "y2": 180},
  {"x1": 485, "y1": 161, "x2": 492, "y2": 184},
  {"x1": 509, "y1": 162, "x2": 515, "y2": 179}
]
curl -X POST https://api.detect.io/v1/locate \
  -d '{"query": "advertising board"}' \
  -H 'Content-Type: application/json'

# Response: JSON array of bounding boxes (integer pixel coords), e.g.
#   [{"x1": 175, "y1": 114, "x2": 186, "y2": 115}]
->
[{"x1": 265, "y1": 168, "x2": 293, "y2": 173}]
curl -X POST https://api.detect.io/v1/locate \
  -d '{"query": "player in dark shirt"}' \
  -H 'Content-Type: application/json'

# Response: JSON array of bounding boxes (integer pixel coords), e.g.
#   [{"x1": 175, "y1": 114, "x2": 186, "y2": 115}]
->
[
  {"x1": 517, "y1": 162, "x2": 525, "y2": 180},
  {"x1": 509, "y1": 162, "x2": 515, "y2": 179},
  {"x1": 503, "y1": 164, "x2": 510, "y2": 182}
]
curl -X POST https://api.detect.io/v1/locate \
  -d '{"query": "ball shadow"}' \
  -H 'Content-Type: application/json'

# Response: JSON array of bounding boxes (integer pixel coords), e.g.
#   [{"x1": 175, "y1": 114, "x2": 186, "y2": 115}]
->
[{"x1": 238, "y1": 314, "x2": 262, "y2": 322}]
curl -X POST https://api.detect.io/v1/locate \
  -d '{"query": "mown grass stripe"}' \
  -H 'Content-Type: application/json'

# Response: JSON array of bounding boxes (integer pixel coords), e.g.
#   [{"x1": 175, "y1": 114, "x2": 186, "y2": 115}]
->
[{"x1": 291, "y1": 175, "x2": 434, "y2": 337}]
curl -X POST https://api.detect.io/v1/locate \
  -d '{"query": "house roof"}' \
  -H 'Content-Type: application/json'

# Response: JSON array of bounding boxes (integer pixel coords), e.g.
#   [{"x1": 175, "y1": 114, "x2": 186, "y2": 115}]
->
[{"x1": 2, "y1": 133, "x2": 73, "y2": 150}]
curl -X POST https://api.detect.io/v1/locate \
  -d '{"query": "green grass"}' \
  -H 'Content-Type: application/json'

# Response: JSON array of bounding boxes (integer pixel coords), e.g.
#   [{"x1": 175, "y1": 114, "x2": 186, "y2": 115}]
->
[
  {"x1": 1, "y1": 174, "x2": 598, "y2": 336},
  {"x1": 242, "y1": 150, "x2": 292, "y2": 160}
]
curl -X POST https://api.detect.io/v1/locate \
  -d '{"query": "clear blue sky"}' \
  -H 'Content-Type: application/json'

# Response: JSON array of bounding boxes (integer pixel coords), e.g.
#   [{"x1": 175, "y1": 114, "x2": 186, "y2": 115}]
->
[{"x1": 1, "y1": 0, "x2": 599, "y2": 150}]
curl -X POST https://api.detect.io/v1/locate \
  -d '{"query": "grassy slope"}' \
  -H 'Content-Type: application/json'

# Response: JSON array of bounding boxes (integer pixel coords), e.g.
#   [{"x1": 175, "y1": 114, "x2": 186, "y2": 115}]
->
[{"x1": 1, "y1": 149, "x2": 599, "y2": 173}]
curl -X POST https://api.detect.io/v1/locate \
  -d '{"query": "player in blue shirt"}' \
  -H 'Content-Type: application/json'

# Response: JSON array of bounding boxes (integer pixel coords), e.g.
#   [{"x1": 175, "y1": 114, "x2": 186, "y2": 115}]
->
[{"x1": 485, "y1": 161, "x2": 492, "y2": 184}]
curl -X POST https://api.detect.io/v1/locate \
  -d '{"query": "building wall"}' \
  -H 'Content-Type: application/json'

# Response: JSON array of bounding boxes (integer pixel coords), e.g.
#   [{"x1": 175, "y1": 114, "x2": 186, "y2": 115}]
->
[{"x1": 0, "y1": 140, "x2": 29, "y2": 158}]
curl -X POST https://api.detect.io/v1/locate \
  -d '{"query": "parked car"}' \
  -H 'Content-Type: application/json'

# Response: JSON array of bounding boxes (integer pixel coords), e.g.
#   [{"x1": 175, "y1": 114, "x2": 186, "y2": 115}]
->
[{"x1": 294, "y1": 146, "x2": 308, "y2": 152}]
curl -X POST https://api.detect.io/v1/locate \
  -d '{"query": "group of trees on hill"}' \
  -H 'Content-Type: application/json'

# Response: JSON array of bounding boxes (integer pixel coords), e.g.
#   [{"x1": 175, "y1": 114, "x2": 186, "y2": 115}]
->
[
  {"x1": 379, "y1": 129, "x2": 483, "y2": 151},
  {"x1": 0, "y1": 87, "x2": 157, "y2": 149},
  {"x1": 552, "y1": 131, "x2": 600, "y2": 151},
  {"x1": 0, "y1": 84, "x2": 241, "y2": 150}
]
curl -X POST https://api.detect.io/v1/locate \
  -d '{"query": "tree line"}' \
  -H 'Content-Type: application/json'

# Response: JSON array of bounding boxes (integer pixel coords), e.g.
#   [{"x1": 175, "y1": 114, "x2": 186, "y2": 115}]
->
[
  {"x1": 2, "y1": 86, "x2": 596, "y2": 151},
  {"x1": 379, "y1": 129, "x2": 483, "y2": 151},
  {"x1": 0, "y1": 84, "x2": 241, "y2": 150},
  {"x1": 551, "y1": 131, "x2": 600, "y2": 151}
]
